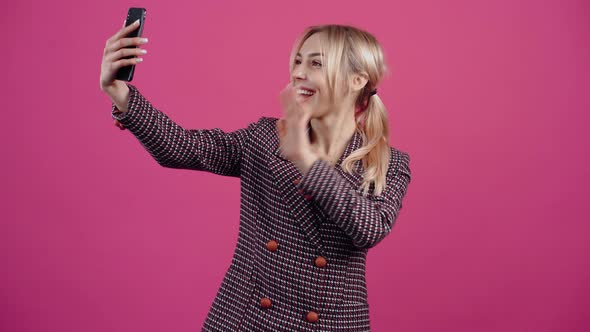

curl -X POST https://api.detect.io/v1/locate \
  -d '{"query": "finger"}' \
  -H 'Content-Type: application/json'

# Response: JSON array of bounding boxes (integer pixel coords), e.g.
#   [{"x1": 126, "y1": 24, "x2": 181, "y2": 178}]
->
[
  {"x1": 280, "y1": 81, "x2": 294, "y2": 94},
  {"x1": 280, "y1": 82, "x2": 298, "y2": 104},
  {"x1": 106, "y1": 46, "x2": 146, "y2": 63},
  {"x1": 283, "y1": 90, "x2": 301, "y2": 116},
  {"x1": 112, "y1": 19, "x2": 141, "y2": 41},
  {"x1": 110, "y1": 56, "x2": 143, "y2": 73},
  {"x1": 106, "y1": 35, "x2": 147, "y2": 54}
]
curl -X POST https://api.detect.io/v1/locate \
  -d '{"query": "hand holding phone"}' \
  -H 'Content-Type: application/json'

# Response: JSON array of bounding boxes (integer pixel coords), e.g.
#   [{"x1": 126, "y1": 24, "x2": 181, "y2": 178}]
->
[
  {"x1": 99, "y1": 7, "x2": 148, "y2": 113},
  {"x1": 115, "y1": 8, "x2": 147, "y2": 81}
]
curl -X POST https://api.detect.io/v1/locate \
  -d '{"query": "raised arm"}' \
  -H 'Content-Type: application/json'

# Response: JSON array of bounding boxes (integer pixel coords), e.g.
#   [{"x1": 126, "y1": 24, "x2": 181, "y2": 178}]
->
[
  {"x1": 297, "y1": 150, "x2": 412, "y2": 249},
  {"x1": 111, "y1": 83, "x2": 260, "y2": 177}
]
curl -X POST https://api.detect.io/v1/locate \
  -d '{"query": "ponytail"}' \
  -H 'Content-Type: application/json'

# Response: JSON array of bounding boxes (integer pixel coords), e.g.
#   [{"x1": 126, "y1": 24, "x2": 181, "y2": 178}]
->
[{"x1": 341, "y1": 90, "x2": 390, "y2": 196}]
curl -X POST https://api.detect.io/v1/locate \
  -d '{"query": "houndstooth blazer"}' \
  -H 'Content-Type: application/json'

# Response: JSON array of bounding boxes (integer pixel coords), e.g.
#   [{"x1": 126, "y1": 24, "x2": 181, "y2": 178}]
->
[{"x1": 111, "y1": 84, "x2": 412, "y2": 331}]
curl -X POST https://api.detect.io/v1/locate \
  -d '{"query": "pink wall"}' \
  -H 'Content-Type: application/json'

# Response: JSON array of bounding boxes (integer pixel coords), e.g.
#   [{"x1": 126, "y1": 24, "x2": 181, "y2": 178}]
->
[{"x1": 1, "y1": 0, "x2": 588, "y2": 331}]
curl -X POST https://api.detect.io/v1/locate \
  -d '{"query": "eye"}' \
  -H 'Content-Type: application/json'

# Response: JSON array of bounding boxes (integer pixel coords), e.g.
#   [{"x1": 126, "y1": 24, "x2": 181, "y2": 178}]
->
[
  {"x1": 312, "y1": 60, "x2": 322, "y2": 67},
  {"x1": 294, "y1": 59, "x2": 302, "y2": 65}
]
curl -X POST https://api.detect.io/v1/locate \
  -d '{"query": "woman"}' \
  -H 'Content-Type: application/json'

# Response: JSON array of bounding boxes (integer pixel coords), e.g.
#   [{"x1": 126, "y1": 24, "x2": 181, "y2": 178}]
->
[{"x1": 100, "y1": 23, "x2": 412, "y2": 331}]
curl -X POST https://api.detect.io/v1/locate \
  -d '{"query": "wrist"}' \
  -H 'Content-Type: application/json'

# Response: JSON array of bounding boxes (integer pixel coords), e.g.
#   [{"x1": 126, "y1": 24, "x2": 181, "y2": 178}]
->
[
  {"x1": 105, "y1": 81, "x2": 130, "y2": 113},
  {"x1": 294, "y1": 153, "x2": 319, "y2": 175}
]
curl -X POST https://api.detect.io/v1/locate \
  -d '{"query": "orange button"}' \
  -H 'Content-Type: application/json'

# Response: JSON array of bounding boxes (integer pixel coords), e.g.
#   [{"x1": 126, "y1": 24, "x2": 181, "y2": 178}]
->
[
  {"x1": 314, "y1": 256, "x2": 327, "y2": 268},
  {"x1": 293, "y1": 178, "x2": 300, "y2": 185},
  {"x1": 266, "y1": 240, "x2": 278, "y2": 252},
  {"x1": 114, "y1": 119, "x2": 125, "y2": 130},
  {"x1": 306, "y1": 311, "x2": 319, "y2": 323},
  {"x1": 260, "y1": 297, "x2": 272, "y2": 309},
  {"x1": 304, "y1": 194, "x2": 312, "y2": 201}
]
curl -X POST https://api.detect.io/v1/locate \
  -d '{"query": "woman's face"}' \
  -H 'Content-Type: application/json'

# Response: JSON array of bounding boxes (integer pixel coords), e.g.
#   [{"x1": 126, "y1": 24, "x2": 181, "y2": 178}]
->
[{"x1": 291, "y1": 32, "x2": 335, "y2": 117}]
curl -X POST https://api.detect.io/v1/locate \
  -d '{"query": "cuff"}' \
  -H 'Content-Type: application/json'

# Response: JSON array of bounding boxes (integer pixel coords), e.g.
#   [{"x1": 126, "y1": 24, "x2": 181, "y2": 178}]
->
[
  {"x1": 297, "y1": 158, "x2": 341, "y2": 202},
  {"x1": 111, "y1": 83, "x2": 140, "y2": 123}
]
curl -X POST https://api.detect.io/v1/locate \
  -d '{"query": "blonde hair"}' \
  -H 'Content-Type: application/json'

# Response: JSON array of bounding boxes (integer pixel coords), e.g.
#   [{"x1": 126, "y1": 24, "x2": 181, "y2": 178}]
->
[{"x1": 289, "y1": 24, "x2": 391, "y2": 196}]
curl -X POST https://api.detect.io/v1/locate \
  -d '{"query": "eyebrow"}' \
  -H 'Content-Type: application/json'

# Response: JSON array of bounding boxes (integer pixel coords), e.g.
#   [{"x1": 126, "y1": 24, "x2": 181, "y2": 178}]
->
[{"x1": 296, "y1": 52, "x2": 324, "y2": 57}]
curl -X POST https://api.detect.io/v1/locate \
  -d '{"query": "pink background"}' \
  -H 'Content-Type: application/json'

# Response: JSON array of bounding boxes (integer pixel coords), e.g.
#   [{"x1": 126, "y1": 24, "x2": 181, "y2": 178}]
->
[{"x1": 1, "y1": 0, "x2": 589, "y2": 331}]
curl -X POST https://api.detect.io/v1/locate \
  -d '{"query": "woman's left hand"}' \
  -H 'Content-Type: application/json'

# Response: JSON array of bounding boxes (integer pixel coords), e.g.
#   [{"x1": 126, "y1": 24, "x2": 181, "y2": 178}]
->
[{"x1": 277, "y1": 82, "x2": 319, "y2": 174}]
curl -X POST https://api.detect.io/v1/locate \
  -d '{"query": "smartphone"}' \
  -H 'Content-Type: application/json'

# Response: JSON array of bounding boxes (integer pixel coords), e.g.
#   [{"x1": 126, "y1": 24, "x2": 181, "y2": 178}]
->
[{"x1": 115, "y1": 7, "x2": 147, "y2": 82}]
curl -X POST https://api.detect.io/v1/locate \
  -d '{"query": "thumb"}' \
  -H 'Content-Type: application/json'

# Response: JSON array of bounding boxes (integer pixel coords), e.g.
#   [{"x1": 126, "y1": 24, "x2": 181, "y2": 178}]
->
[{"x1": 276, "y1": 118, "x2": 286, "y2": 137}]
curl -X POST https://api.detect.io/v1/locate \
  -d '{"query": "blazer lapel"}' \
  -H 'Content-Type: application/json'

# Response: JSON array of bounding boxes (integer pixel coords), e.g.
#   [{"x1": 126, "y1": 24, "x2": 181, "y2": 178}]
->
[
  {"x1": 269, "y1": 145, "x2": 325, "y2": 253},
  {"x1": 268, "y1": 126, "x2": 365, "y2": 254},
  {"x1": 331, "y1": 130, "x2": 365, "y2": 188}
]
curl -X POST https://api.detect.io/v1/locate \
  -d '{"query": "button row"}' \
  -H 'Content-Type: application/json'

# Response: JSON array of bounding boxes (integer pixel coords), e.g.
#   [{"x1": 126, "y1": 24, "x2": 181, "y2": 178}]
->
[
  {"x1": 261, "y1": 239, "x2": 326, "y2": 323},
  {"x1": 266, "y1": 240, "x2": 327, "y2": 268},
  {"x1": 259, "y1": 297, "x2": 319, "y2": 323}
]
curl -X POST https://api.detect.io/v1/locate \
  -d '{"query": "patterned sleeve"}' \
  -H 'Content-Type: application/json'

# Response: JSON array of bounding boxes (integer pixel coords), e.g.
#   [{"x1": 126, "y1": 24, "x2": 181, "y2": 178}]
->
[
  {"x1": 111, "y1": 83, "x2": 260, "y2": 177},
  {"x1": 297, "y1": 151, "x2": 412, "y2": 249}
]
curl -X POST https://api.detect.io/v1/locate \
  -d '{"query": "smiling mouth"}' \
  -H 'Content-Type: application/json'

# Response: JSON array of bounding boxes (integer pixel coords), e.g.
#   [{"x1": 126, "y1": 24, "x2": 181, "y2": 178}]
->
[{"x1": 296, "y1": 89, "x2": 316, "y2": 98}]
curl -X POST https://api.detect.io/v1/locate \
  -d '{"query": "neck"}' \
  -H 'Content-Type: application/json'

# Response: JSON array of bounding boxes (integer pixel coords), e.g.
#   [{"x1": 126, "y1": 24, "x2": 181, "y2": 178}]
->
[{"x1": 309, "y1": 109, "x2": 357, "y2": 164}]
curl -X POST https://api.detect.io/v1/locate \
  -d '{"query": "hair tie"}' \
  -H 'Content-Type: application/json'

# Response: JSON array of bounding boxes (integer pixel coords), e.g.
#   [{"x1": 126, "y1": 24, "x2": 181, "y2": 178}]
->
[{"x1": 356, "y1": 88, "x2": 378, "y2": 120}]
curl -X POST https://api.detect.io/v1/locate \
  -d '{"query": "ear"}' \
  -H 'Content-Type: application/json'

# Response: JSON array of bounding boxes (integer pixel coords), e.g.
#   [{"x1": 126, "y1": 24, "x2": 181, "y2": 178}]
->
[{"x1": 350, "y1": 71, "x2": 369, "y2": 94}]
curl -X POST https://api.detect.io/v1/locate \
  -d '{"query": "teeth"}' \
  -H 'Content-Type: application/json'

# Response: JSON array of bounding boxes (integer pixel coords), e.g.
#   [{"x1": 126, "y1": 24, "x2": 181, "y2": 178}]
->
[{"x1": 297, "y1": 89, "x2": 315, "y2": 95}]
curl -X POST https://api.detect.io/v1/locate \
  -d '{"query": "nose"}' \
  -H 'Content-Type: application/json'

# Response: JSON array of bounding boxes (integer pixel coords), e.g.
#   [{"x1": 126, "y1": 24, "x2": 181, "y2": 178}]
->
[{"x1": 293, "y1": 69, "x2": 306, "y2": 81}]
